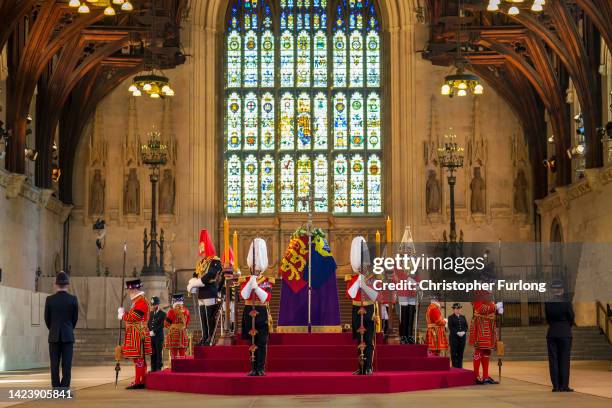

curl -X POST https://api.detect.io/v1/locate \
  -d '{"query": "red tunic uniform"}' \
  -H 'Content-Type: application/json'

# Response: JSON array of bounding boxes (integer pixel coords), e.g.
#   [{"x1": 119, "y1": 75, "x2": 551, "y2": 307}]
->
[
  {"x1": 426, "y1": 303, "x2": 448, "y2": 352},
  {"x1": 164, "y1": 306, "x2": 191, "y2": 349},
  {"x1": 469, "y1": 301, "x2": 497, "y2": 350},
  {"x1": 344, "y1": 274, "x2": 376, "y2": 303},
  {"x1": 122, "y1": 295, "x2": 152, "y2": 358}
]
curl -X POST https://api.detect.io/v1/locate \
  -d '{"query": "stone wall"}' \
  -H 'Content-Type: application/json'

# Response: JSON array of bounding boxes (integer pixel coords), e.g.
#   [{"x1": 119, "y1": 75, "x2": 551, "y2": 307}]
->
[
  {"x1": 536, "y1": 166, "x2": 612, "y2": 325},
  {"x1": 0, "y1": 169, "x2": 71, "y2": 291},
  {"x1": 0, "y1": 285, "x2": 49, "y2": 370},
  {"x1": 65, "y1": 8, "x2": 534, "y2": 281}
]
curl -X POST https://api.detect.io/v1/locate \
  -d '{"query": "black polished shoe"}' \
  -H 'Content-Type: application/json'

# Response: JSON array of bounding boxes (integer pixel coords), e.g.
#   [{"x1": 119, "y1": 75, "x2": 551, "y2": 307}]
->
[
  {"x1": 407, "y1": 336, "x2": 416, "y2": 344},
  {"x1": 561, "y1": 388, "x2": 574, "y2": 392},
  {"x1": 257, "y1": 370, "x2": 266, "y2": 376},
  {"x1": 475, "y1": 378, "x2": 485, "y2": 385},
  {"x1": 399, "y1": 337, "x2": 407, "y2": 344},
  {"x1": 247, "y1": 369, "x2": 258, "y2": 376},
  {"x1": 364, "y1": 368, "x2": 373, "y2": 375},
  {"x1": 125, "y1": 383, "x2": 145, "y2": 390},
  {"x1": 483, "y1": 377, "x2": 499, "y2": 385}
]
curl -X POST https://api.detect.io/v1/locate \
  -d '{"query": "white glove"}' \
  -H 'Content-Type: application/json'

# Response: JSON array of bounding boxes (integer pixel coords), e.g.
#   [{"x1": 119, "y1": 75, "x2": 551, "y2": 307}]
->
[
  {"x1": 117, "y1": 307, "x2": 125, "y2": 320},
  {"x1": 496, "y1": 301, "x2": 504, "y2": 315},
  {"x1": 457, "y1": 331, "x2": 466, "y2": 337},
  {"x1": 444, "y1": 319, "x2": 448, "y2": 329},
  {"x1": 150, "y1": 331, "x2": 155, "y2": 337},
  {"x1": 187, "y1": 277, "x2": 204, "y2": 293},
  {"x1": 249, "y1": 275, "x2": 258, "y2": 289}
]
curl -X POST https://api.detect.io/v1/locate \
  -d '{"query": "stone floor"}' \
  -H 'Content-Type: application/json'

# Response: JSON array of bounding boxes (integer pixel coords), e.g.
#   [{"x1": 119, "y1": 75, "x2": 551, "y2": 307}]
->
[{"x1": 0, "y1": 361, "x2": 609, "y2": 408}]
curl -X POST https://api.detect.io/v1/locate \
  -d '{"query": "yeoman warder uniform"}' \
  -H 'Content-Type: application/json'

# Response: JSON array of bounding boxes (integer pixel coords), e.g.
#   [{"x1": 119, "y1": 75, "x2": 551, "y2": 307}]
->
[
  {"x1": 469, "y1": 290, "x2": 503, "y2": 384},
  {"x1": 118, "y1": 279, "x2": 152, "y2": 389},
  {"x1": 164, "y1": 293, "x2": 191, "y2": 359},
  {"x1": 425, "y1": 294, "x2": 448, "y2": 356}
]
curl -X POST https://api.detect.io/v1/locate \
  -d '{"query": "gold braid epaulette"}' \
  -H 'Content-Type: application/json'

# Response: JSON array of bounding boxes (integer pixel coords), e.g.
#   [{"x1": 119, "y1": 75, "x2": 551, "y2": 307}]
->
[{"x1": 195, "y1": 256, "x2": 221, "y2": 278}]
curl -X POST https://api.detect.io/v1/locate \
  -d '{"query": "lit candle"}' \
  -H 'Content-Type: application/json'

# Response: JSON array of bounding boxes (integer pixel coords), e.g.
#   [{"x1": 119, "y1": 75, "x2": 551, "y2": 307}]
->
[
  {"x1": 224, "y1": 217, "x2": 230, "y2": 268},
  {"x1": 386, "y1": 216, "x2": 392, "y2": 243},
  {"x1": 375, "y1": 230, "x2": 381, "y2": 257},
  {"x1": 233, "y1": 230, "x2": 239, "y2": 272}
]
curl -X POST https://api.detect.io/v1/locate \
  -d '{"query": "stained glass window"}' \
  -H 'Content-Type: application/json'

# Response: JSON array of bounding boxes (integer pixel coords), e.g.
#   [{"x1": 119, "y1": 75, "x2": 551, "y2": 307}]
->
[{"x1": 224, "y1": 0, "x2": 382, "y2": 215}]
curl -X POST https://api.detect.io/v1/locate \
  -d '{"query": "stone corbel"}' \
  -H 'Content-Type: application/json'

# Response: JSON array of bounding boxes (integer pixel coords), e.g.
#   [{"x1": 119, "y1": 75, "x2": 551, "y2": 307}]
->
[
  {"x1": 40, "y1": 189, "x2": 74, "y2": 222},
  {"x1": 4, "y1": 173, "x2": 26, "y2": 199},
  {"x1": 583, "y1": 168, "x2": 602, "y2": 193}
]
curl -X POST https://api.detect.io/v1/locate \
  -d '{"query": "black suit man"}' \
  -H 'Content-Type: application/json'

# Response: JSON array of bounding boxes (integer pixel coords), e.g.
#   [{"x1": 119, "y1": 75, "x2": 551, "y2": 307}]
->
[
  {"x1": 44, "y1": 272, "x2": 78, "y2": 389},
  {"x1": 545, "y1": 280, "x2": 575, "y2": 392},
  {"x1": 148, "y1": 297, "x2": 166, "y2": 371},
  {"x1": 448, "y1": 303, "x2": 468, "y2": 368}
]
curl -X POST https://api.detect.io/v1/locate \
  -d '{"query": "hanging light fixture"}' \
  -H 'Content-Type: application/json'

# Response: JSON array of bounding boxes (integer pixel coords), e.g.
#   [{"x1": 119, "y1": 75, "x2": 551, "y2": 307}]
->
[
  {"x1": 441, "y1": 0, "x2": 483, "y2": 98},
  {"x1": 486, "y1": 0, "x2": 545, "y2": 15},
  {"x1": 129, "y1": 72, "x2": 175, "y2": 98},
  {"x1": 69, "y1": 0, "x2": 131, "y2": 16}
]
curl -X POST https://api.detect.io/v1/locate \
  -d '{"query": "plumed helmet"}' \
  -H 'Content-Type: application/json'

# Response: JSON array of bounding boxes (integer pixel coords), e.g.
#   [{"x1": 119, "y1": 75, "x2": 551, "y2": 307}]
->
[
  {"x1": 247, "y1": 238, "x2": 268, "y2": 272},
  {"x1": 198, "y1": 229, "x2": 216, "y2": 258},
  {"x1": 350, "y1": 236, "x2": 369, "y2": 273}
]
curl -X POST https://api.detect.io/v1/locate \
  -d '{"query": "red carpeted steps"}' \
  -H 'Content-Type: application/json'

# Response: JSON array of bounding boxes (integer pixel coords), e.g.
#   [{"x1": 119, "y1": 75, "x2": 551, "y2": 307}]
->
[{"x1": 146, "y1": 333, "x2": 474, "y2": 395}]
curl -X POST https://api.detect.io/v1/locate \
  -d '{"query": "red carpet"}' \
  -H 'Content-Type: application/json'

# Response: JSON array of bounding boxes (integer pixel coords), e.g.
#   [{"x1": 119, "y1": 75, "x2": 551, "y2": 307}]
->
[{"x1": 146, "y1": 333, "x2": 474, "y2": 395}]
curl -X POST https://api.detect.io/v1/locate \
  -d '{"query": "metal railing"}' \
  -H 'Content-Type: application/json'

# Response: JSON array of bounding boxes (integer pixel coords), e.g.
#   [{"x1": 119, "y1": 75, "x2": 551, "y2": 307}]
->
[{"x1": 595, "y1": 301, "x2": 612, "y2": 344}]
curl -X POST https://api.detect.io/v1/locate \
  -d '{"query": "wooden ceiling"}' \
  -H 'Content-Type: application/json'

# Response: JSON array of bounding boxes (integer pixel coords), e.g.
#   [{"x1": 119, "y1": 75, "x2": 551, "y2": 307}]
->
[
  {"x1": 1, "y1": 0, "x2": 187, "y2": 203},
  {"x1": 424, "y1": 0, "x2": 611, "y2": 199}
]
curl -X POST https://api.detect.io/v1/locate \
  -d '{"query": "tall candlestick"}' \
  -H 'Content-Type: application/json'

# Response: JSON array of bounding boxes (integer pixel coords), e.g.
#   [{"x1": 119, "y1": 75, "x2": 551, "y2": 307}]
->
[
  {"x1": 386, "y1": 216, "x2": 392, "y2": 243},
  {"x1": 224, "y1": 217, "x2": 230, "y2": 268},
  {"x1": 375, "y1": 230, "x2": 381, "y2": 257},
  {"x1": 233, "y1": 230, "x2": 239, "y2": 272}
]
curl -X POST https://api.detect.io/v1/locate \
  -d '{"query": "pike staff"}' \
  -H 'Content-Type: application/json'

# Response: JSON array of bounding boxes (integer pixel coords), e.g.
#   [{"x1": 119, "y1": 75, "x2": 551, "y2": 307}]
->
[
  {"x1": 114, "y1": 242, "x2": 127, "y2": 388},
  {"x1": 497, "y1": 238, "x2": 504, "y2": 383}
]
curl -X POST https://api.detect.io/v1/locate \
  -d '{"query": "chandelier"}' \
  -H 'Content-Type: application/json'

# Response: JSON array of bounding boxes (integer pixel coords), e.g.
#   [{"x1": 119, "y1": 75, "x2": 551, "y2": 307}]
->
[
  {"x1": 140, "y1": 130, "x2": 168, "y2": 167},
  {"x1": 486, "y1": 0, "x2": 545, "y2": 15},
  {"x1": 437, "y1": 129, "x2": 465, "y2": 171},
  {"x1": 128, "y1": 71, "x2": 175, "y2": 98},
  {"x1": 440, "y1": 0, "x2": 483, "y2": 97},
  {"x1": 68, "y1": 0, "x2": 133, "y2": 16},
  {"x1": 441, "y1": 61, "x2": 484, "y2": 97}
]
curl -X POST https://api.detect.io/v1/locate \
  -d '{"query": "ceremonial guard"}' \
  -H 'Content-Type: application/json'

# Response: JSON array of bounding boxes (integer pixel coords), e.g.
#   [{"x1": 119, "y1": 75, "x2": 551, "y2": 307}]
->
[
  {"x1": 425, "y1": 293, "x2": 448, "y2": 356},
  {"x1": 187, "y1": 229, "x2": 223, "y2": 345},
  {"x1": 397, "y1": 227, "x2": 418, "y2": 344},
  {"x1": 448, "y1": 303, "x2": 468, "y2": 368},
  {"x1": 239, "y1": 238, "x2": 273, "y2": 376},
  {"x1": 118, "y1": 279, "x2": 152, "y2": 389},
  {"x1": 346, "y1": 236, "x2": 378, "y2": 375},
  {"x1": 469, "y1": 290, "x2": 503, "y2": 384},
  {"x1": 164, "y1": 294, "x2": 191, "y2": 359},
  {"x1": 148, "y1": 296, "x2": 166, "y2": 371}
]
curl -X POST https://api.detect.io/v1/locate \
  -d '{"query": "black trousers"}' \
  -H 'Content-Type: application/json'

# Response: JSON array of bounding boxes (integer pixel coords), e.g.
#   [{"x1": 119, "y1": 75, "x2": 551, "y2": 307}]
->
[
  {"x1": 399, "y1": 304, "x2": 416, "y2": 341},
  {"x1": 49, "y1": 342, "x2": 73, "y2": 388},
  {"x1": 449, "y1": 335, "x2": 466, "y2": 368},
  {"x1": 547, "y1": 337, "x2": 572, "y2": 389},
  {"x1": 199, "y1": 303, "x2": 220, "y2": 345},
  {"x1": 150, "y1": 337, "x2": 164, "y2": 371},
  {"x1": 352, "y1": 304, "x2": 375, "y2": 371},
  {"x1": 241, "y1": 305, "x2": 269, "y2": 371}
]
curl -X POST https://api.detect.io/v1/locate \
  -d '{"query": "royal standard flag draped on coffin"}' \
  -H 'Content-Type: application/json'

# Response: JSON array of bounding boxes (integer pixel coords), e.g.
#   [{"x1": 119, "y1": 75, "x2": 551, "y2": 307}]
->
[{"x1": 277, "y1": 228, "x2": 341, "y2": 332}]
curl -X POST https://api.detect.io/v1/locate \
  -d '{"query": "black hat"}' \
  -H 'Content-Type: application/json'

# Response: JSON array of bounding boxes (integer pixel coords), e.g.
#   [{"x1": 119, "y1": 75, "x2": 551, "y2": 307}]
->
[
  {"x1": 55, "y1": 272, "x2": 70, "y2": 286},
  {"x1": 550, "y1": 279, "x2": 564, "y2": 289},
  {"x1": 125, "y1": 279, "x2": 142, "y2": 289},
  {"x1": 171, "y1": 293, "x2": 184, "y2": 303},
  {"x1": 452, "y1": 303, "x2": 462, "y2": 309},
  {"x1": 150, "y1": 296, "x2": 160, "y2": 305}
]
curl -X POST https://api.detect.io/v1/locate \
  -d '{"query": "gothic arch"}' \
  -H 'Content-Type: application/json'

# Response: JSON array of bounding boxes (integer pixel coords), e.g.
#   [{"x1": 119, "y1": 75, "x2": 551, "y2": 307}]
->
[
  {"x1": 186, "y1": 0, "x2": 419, "y2": 251},
  {"x1": 550, "y1": 216, "x2": 563, "y2": 243}
]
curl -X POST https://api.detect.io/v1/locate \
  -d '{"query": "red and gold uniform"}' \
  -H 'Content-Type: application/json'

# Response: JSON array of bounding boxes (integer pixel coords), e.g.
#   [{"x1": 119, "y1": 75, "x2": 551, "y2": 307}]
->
[
  {"x1": 119, "y1": 280, "x2": 152, "y2": 389},
  {"x1": 425, "y1": 302, "x2": 448, "y2": 355},
  {"x1": 469, "y1": 294, "x2": 500, "y2": 383},
  {"x1": 164, "y1": 300, "x2": 191, "y2": 359},
  {"x1": 345, "y1": 272, "x2": 377, "y2": 374}
]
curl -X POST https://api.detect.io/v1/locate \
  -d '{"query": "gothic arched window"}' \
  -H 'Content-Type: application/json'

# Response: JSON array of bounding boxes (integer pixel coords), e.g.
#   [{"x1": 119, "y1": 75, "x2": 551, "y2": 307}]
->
[{"x1": 225, "y1": 0, "x2": 382, "y2": 215}]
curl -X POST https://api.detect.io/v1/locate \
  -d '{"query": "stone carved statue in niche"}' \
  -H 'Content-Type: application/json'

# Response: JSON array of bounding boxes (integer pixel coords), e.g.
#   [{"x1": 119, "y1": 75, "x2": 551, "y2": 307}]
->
[
  {"x1": 425, "y1": 170, "x2": 441, "y2": 214},
  {"x1": 124, "y1": 168, "x2": 140, "y2": 215},
  {"x1": 470, "y1": 167, "x2": 485, "y2": 214},
  {"x1": 89, "y1": 169, "x2": 105, "y2": 215},
  {"x1": 159, "y1": 169, "x2": 175, "y2": 215},
  {"x1": 513, "y1": 169, "x2": 529, "y2": 214}
]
